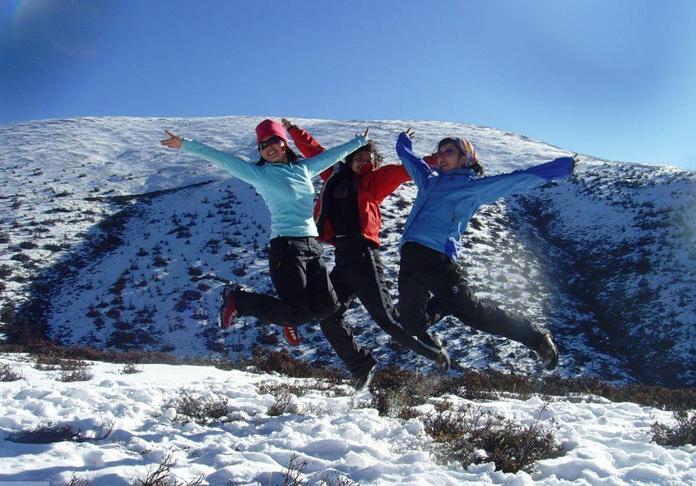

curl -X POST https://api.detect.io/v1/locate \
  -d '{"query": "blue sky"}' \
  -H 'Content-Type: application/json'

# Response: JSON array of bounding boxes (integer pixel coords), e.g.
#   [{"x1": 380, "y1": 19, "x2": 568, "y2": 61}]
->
[{"x1": 1, "y1": 0, "x2": 695, "y2": 170}]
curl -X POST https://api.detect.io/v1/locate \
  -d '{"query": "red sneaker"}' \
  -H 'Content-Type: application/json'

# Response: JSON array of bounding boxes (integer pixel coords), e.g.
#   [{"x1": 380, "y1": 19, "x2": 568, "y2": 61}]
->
[
  {"x1": 283, "y1": 326, "x2": 301, "y2": 346},
  {"x1": 218, "y1": 285, "x2": 238, "y2": 329}
]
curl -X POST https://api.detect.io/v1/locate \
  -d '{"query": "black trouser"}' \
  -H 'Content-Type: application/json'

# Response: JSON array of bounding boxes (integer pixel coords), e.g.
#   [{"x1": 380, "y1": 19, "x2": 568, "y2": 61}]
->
[
  {"x1": 319, "y1": 237, "x2": 444, "y2": 376},
  {"x1": 235, "y1": 237, "x2": 339, "y2": 326},
  {"x1": 398, "y1": 242, "x2": 545, "y2": 349}
]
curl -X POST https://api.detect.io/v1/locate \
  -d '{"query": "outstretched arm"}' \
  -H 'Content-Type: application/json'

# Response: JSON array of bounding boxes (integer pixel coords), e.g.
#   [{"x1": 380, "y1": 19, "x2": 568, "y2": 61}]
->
[
  {"x1": 471, "y1": 156, "x2": 575, "y2": 205},
  {"x1": 283, "y1": 119, "x2": 334, "y2": 181},
  {"x1": 304, "y1": 129, "x2": 370, "y2": 177},
  {"x1": 395, "y1": 130, "x2": 435, "y2": 189},
  {"x1": 160, "y1": 130, "x2": 261, "y2": 184}
]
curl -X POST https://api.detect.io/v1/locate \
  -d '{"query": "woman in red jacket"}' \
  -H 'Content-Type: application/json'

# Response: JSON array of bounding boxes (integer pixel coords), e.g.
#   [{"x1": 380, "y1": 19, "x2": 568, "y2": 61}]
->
[{"x1": 282, "y1": 119, "x2": 449, "y2": 376}]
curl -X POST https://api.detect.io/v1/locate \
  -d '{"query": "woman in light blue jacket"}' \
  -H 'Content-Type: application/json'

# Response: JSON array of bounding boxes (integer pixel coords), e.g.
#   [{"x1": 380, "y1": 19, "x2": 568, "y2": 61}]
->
[
  {"x1": 161, "y1": 120, "x2": 368, "y2": 348},
  {"x1": 395, "y1": 129, "x2": 575, "y2": 370}
]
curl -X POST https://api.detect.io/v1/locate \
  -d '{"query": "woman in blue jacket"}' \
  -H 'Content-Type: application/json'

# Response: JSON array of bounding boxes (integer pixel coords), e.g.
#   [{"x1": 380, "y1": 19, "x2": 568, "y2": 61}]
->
[
  {"x1": 395, "y1": 129, "x2": 575, "y2": 370},
  {"x1": 161, "y1": 120, "x2": 369, "y2": 348}
]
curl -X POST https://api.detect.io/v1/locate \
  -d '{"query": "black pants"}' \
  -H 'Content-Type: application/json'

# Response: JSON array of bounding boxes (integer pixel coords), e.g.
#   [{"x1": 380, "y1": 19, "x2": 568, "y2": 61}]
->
[
  {"x1": 319, "y1": 237, "x2": 444, "y2": 376},
  {"x1": 235, "y1": 237, "x2": 339, "y2": 326},
  {"x1": 398, "y1": 242, "x2": 545, "y2": 349}
]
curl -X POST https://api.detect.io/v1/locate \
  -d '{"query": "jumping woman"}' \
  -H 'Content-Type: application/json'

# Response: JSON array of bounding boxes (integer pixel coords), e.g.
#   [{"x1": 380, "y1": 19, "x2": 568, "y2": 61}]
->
[{"x1": 395, "y1": 129, "x2": 575, "y2": 370}]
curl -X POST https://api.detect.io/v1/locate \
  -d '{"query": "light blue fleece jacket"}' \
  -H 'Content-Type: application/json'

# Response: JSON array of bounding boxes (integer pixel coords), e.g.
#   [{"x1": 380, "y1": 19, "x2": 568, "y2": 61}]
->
[
  {"x1": 396, "y1": 132, "x2": 574, "y2": 260},
  {"x1": 182, "y1": 136, "x2": 367, "y2": 239}
]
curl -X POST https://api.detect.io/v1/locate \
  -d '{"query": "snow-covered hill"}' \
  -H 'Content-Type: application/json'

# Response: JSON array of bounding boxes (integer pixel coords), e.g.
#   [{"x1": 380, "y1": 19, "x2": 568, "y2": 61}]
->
[{"x1": 1, "y1": 116, "x2": 695, "y2": 386}]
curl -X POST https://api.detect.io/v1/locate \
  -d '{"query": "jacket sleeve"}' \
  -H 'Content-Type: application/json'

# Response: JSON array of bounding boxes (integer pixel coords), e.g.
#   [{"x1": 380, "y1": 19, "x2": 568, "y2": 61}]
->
[
  {"x1": 304, "y1": 136, "x2": 367, "y2": 178},
  {"x1": 369, "y1": 164, "x2": 412, "y2": 203},
  {"x1": 471, "y1": 156, "x2": 574, "y2": 205},
  {"x1": 181, "y1": 139, "x2": 261, "y2": 184},
  {"x1": 395, "y1": 132, "x2": 435, "y2": 189},
  {"x1": 288, "y1": 125, "x2": 326, "y2": 158},
  {"x1": 287, "y1": 126, "x2": 335, "y2": 181}
]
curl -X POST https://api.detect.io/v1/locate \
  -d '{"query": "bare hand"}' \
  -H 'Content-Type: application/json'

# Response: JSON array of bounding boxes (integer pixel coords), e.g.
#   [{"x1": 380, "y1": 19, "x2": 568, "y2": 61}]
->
[
  {"x1": 358, "y1": 127, "x2": 370, "y2": 139},
  {"x1": 160, "y1": 130, "x2": 183, "y2": 149},
  {"x1": 404, "y1": 127, "x2": 415, "y2": 138},
  {"x1": 281, "y1": 118, "x2": 293, "y2": 129}
]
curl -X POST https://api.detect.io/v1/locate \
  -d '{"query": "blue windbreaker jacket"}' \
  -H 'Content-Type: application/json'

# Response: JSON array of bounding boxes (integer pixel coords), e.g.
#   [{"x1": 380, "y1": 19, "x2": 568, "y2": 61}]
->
[
  {"x1": 182, "y1": 136, "x2": 367, "y2": 239},
  {"x1": 396, "y1": 132, "x2": 574, "y2": 260}
]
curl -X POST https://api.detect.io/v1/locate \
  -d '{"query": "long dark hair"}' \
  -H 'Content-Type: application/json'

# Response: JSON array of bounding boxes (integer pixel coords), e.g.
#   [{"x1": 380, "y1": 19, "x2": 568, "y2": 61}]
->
[
  {"x1": 345, "y1": 140, "x2": 383, "y2": 168},
  {"x1": 437, "y1": 137, "x2": 484, "y2": 176}
]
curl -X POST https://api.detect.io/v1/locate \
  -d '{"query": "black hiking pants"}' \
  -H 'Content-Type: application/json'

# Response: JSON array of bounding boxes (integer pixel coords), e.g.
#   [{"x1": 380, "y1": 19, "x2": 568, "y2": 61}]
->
[
  {"x1": 319, "y1": 237, "x2": 444, "y2": 376},
  {"x1": 398, "y1": 242, "x2": 545, "y2": 350},
  {"x1": 235, "y1": 237, "x2": 340, "y2": 326}
]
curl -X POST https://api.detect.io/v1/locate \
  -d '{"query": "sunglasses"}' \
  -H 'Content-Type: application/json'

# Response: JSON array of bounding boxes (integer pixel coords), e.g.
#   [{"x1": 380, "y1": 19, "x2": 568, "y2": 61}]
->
[
  {"x1": 436, "y1": 148, "x2": 459, "y2": 158},
  {"x1": 258, "y1": 136, "x2": 283, "y2": 151}
]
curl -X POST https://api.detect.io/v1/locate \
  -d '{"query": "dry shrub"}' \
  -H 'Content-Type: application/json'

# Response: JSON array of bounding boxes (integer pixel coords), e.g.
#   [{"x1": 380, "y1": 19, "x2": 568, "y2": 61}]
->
[
  {"x1": 121, "y1": 362, "x2": 143, "y2": 374},
  {"x1": 267, "y1": 391, "x2": 299, "y2": 417},
  {"x1": 164, "y1": 388, "x2": 233, "y2": 425},
  {"x1": 369, "y1": 366, "x2": 449, "y2": 418},
  {"x1": 133, "y1": 449, "x2": 204, "y2": 486},
  {"x1": 282, "y1": 453, "x2": 307, "y2": 486},
  {"x1": 0, "y1": 362, "x2": 22, "y2": 381},
  {"x1": 59, "y1": 359, "x2": 93, "y2": 382},
  {"x1": 257, "y1": 380, "x2": 348, "y2": 398},
  {"x1": 7, "y1": 418, "x2": 113, "y2": 444},
  {"x1": 652, "y1": 410, "x2": 696, "y2": 447},
  {"x1": 318, "y1": 471, "x2": 357, "y2": 486},
  {"x1": 67, "y1": 474, "x2": 90, "y2": 486},
  {"x1": 423, "y1": 402, "x2": 564, "y2": 474},
  {"x1": 250, "y1": 349, "x2": 343, "y2": 383}
]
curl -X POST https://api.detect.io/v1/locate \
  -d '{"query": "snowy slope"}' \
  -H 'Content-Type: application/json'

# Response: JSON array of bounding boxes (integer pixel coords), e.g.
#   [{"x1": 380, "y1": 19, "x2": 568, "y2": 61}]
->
[
  {"x1": 2, "y1": 354, "x2": 694, "y2": 485},
  {"x1": 1, "y1": 116, "x2": 695, "y2": 386}
]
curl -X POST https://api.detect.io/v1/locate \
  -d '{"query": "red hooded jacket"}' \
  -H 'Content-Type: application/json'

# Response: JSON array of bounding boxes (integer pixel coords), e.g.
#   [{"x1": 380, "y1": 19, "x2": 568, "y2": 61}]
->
[{"x1": 288, "y1": 125, "x2": 436, "y2": 248}]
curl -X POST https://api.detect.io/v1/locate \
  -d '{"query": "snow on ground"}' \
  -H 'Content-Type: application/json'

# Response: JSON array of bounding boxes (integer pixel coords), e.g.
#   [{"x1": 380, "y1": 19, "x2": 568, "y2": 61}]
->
[{"x1": 1, "y1": 354, "x2": 694, "y2": 485}]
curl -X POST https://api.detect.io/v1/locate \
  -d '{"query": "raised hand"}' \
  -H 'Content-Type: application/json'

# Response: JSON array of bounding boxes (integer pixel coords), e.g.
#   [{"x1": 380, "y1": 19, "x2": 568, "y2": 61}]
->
[
  {"x1": 281, "y1": 118, "x2": 293, "y2": 129},
  {"x1": 358, "y1": 127, "x2": 370, "y2": 139},
  {"x1": 404, "y1": 127, "x2": 415, "y2": 138},
  {"x1": 160, "y1": 130, "x2": 183, "y2": 149}
]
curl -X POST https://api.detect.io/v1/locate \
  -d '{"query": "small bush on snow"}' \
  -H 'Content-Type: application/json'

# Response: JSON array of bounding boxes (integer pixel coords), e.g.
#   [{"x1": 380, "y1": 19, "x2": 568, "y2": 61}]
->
[
  {"x1": 267, "y1": 390, "x2": 299, "y2": 417},
  {"x1": 652, "y1": 410, "x2": 696, "y2": 447},
  {"x1": 59, "y1": 359, "x2": 93, "y2": 382},
  {"x1": 133, "y1": 449, "x2": 204, "y2": 486},
  {"x1": 281, "y1": 453, "x2": 307, "y2": 486},
  {"x1": 422, "y1": 402, "x2": 564, "y2": 474},
  {"x1": 7, "y1": 418, "x2": 113, "y2": 444},
  {"x1": 163, "y1": 388, "x2": 233, "y2": 425},
  {"x1": 0, "y1": 362, "x2": 22, "y2": 381}
]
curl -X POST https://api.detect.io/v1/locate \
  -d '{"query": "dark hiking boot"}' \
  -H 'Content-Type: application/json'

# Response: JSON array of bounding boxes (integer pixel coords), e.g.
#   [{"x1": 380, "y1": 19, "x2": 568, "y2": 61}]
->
[
  {"x1": 352, "y1": 363, "x2": 378, "y2": 392},
  {"x1": 283, "y1": 325, "x2": 301, "y2": 346},
  {"x1": 218, "y1": 284, "x2": 241, "y2": 329},
  {"x1": 413, "y1": 332, "x2": 450, "y2": 371},
  {"x1": 534, "y1": 331, "x2": 559, "y2": 370}
]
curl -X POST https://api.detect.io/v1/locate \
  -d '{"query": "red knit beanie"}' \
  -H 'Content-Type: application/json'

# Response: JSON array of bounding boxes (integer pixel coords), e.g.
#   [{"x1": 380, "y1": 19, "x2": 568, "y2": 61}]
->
[{"x1": 255, "y1": 119, "x2": 288, "y2": 144}]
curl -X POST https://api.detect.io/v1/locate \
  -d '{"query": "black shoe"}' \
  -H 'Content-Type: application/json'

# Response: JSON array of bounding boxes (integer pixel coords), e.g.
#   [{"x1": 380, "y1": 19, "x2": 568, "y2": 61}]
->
[
  {"x1": 534, "y1": 331, "x2": 559, "y2": 370},
  {"x1": 433, "y1": 347, "x2": 451, "y2": 372},
  {"x1": 413, "y1": 332, "x2": 450, "y2": 371},
  {"x1": 353, "y1": 363, "x2": 378, "y2": 392}
]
